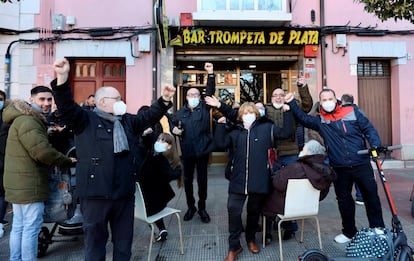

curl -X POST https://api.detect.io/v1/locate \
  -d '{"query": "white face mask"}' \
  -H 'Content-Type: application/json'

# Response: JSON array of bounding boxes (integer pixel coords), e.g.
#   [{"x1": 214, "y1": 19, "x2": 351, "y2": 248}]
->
[
  {"x1": 113, "y1": 101, "x2": 127, "y2": 115},
  {"x1": 242, "y1": 113, "x2": 256, "y2": 127},
  {"x1": 273, "y1": 103, "x2": 284, "y2": 109},
  {"x1": 154, "y1": 141, "x2": 168, "y2": 153},
  {"x1": 188, "y1": 97, "x2": 200, "y2": 108},
  {"x1": 321, "y1": 100, "x2": 336, "y2": 113}
]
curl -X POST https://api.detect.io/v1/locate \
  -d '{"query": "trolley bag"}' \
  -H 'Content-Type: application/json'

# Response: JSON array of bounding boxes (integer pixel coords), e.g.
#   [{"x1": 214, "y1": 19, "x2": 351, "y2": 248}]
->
[{"x1": 346, "y1": 227, "x2": 394, "y2": 259}]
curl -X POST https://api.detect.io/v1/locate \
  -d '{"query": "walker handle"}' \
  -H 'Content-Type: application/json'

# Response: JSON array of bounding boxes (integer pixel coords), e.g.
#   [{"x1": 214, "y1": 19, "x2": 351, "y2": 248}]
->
[{"x1": 357, "y1": 145, "x2": 402, "y2": 155}]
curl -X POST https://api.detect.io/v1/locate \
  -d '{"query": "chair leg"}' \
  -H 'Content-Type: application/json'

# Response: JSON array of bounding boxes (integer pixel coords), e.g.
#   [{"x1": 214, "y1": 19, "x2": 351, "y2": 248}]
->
[
  {"x1": 314, "y1": 216, "x2": 323, "y2": 250},
  {"x1": 262, "y1": 215, "x2": 266, "y2": 248},
  {"x1": 278, "y1": 220, "x2": 284, "y2": 261},
  {"x1": 174, "y1": 212, "x2": 184, "y2": 254},
  {"x1": 300, "y1": 219, "x2": 305, "y2": 243},
  {"x1": 148, "y1": 223, "x2": 155, "y2": 261}
]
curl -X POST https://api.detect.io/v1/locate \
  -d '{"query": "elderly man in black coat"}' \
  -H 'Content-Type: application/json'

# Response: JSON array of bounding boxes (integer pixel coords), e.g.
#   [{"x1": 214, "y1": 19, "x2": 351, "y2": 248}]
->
[{"x1": 51, "y1": 58, "x2": 175, "y2": 261}]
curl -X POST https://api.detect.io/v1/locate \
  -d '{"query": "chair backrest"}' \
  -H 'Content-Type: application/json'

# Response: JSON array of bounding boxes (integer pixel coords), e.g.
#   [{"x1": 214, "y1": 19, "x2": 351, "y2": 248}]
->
[
  {"x1": 134, "y1": 182, "x2": 149, "y2": 222},
  {"x1": 283, "y1": 179, "x2": 320, "y2": 218}
]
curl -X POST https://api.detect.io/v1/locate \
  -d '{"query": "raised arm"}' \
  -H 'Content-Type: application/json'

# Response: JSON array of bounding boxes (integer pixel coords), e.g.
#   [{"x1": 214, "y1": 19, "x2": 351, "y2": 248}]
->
[
  {"x1": 204, "y1": 62, "x2": 216, "y2": 97},
  {"x1": 285, "y1": 93, "x2": 320, "y2": 131}
]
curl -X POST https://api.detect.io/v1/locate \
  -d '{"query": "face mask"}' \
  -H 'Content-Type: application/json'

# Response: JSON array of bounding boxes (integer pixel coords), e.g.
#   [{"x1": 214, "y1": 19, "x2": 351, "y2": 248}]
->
[
  {"x1": 188, "y1": 98, "x2": 200, "y2": 108},
  {"x1": 258, "y1": 108, "x2": 265, "y2": 117},
  {"x1": 321, "y1": 100, "x2": 336, "y2": 113},
  {"x1": 154, "y1": 141, "x2": 168, "y2": 153},
  {"x1": 31, "y1": 103, "x2": 43, "y2": 113},
  {"x1": 113, "y1": 101, "x2": 127, "y2": 115},
  {"x1": 273, "y1": 103, "x2": 284, "y2": 109},
  {"x1": 242, "y1": 113, "x2": 256, "y2": 126},
  {"x1": 0, "y1": 101, "x2": 4, "y2": 110}
]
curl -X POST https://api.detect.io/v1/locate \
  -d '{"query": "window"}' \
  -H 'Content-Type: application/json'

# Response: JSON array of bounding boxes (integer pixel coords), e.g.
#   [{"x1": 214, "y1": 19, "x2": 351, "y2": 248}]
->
[
  {"x1": 357, "y1": 60, "x2": 390, "y2": 77},
  {"x1": 199, "y1": 0, "x2": 284, "y2": 11}
]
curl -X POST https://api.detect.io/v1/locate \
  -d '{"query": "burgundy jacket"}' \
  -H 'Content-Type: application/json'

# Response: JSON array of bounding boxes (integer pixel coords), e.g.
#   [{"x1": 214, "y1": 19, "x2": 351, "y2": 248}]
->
[{"x1": 262, "y1": 154, "x2": 336, "y2": 217}]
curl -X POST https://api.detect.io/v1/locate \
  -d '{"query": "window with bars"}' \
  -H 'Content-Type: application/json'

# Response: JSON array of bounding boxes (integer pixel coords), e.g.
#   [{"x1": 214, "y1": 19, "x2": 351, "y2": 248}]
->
[{"x1": 357, "y1": 60, "x2": 390, "y2": 76}]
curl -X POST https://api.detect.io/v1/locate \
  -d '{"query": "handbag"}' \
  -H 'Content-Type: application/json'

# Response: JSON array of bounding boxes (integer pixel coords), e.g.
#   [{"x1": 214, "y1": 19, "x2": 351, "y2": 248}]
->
[{"x1": 268, "y1": 125, "x2": 280, "y2": 174}]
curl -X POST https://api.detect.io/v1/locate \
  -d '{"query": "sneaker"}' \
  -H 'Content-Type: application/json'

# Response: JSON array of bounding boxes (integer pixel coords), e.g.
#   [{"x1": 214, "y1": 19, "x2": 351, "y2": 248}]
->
[
  {"x1": 334, "y1": 233, "x2": 351, "y2": 243},
  {"x1": 355, "y1": 199, "x2": 365, "y2": 206},
  {"x1": 155, "y1": 230, "x2": 168, "y2": 242}
]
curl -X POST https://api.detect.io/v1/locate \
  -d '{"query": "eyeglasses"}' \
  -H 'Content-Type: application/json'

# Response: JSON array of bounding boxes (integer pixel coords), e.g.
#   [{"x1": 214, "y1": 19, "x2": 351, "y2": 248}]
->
[
  {"x1": 103, "y1": 96, "x2": 121, "y2": 101},
  {"x1": 272, "y1": 94, "x2": 285, "y2": 97}
]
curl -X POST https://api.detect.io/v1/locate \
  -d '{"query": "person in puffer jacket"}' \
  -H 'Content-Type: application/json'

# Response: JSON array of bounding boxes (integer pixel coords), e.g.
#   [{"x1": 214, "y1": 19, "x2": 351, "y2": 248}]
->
[
  {"x1": 285, "y1": 88, "x2": 384, "y2": 244},
  {"x1": 3, "y1": 99, "x2": 75, "y2": 261},
  {"x1": 215, "y1": 102, "x2": 294, "y2": 261}
]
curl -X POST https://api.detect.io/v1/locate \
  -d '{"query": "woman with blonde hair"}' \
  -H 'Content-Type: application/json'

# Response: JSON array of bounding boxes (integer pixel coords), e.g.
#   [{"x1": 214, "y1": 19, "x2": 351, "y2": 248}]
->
[{"x1": 214, "y1": 101, "x2": 294, "y2": 261}]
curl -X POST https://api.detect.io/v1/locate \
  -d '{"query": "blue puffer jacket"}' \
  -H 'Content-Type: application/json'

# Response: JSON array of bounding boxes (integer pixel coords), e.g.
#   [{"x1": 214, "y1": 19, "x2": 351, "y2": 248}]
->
[{"x1": 287, "y1": 100, "x2": 381, "y2": 167}]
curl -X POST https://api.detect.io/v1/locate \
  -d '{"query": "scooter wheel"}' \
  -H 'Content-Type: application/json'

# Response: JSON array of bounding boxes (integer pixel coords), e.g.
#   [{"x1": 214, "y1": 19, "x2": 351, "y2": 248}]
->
[
  {"x1": 299, "y1": 249, "x2": 329, "y2": 261},
  {"x1": 37, "y1": 226, "x2": 50, "y2": 257}
]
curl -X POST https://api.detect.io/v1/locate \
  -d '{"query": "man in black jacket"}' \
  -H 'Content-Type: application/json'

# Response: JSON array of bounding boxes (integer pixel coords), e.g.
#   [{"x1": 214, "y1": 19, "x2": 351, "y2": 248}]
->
[
  {"x1": 52, "y1": 58, "x2": 175, "y2": 261},
  {"x1": 171, "y1": 62, "x2": 216, "y2": 223}
]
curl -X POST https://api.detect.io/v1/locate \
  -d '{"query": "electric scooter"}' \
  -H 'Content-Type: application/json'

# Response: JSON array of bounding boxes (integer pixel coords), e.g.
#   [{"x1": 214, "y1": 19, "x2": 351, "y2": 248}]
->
[{"x1": 298, "y1": 145, "x2": 414, "y2": 261}]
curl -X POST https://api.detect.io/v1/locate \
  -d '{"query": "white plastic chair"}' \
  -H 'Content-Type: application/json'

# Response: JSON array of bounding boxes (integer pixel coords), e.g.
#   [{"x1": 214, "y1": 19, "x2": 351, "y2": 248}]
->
[
  {"x1": 262, "y1": 179, "x2": 322, "y2": 261},
  {"x1": 134, "y1": 182, "x2": 184, "y2": 261}
]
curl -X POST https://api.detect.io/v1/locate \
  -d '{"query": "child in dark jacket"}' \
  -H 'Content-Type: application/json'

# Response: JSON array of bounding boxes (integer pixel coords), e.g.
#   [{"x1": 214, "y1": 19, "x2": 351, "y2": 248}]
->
[{"x1": 136, "y1": 133, "x2": 182, "y2": 242}]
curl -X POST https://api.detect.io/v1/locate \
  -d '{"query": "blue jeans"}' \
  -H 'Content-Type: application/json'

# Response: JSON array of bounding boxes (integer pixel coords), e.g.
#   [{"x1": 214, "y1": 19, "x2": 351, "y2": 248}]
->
[{"x1": 10, "y1": 202, "x2": 45, "y2": 261}]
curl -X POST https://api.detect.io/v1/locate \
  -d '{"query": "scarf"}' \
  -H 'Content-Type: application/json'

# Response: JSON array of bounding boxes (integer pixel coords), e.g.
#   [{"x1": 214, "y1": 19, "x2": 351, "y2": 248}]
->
[{"x1": 94, "y1": 108, "x2": 129, "y2": 153}]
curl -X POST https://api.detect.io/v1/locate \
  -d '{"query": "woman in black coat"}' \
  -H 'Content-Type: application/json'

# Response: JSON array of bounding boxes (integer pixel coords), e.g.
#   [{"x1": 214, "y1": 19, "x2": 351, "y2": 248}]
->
[
  {"x1": 137, "y1": 133, "x2": 182, "y2": 242},
  {"x1": 214, "y1": 102, "x2": 294, "y2": 261}
]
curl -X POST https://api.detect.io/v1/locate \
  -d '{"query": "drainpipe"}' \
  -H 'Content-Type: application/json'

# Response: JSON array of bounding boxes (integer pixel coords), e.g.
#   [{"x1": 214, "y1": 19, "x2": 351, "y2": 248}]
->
[
  {"x1": 320, "y1": 0, "x2": 327, "y2": 88},
  {"x1": 4, "y1": 40, "x2": 19, "y2": 99},
  {"x1": 152, "y1": 0, "x2": 158, "y2": 101}
]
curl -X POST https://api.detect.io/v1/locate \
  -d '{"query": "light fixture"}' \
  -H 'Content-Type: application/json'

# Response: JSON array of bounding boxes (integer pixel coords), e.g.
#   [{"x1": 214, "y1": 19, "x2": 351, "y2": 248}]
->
[
  {"x1": 249, "y1": 64, "x2": 256, "y2": 69},
  {"x1": 187, "y1": 65, "x2": 195, "y2": 69}
]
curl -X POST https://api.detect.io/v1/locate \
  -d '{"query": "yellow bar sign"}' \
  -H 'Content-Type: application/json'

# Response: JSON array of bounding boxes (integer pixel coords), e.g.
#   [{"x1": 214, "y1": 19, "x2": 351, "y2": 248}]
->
[{"x1": 178, "y1": 28, "x2": 319, "y2": 46}]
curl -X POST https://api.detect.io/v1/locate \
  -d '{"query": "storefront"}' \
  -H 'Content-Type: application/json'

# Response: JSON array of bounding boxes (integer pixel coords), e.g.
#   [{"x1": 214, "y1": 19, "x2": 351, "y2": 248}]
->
[
  {"x1": 168, "y1": 26, "x2": 320, "y2": 163},
  {"x1": 170, "y1": 27, "x2": 320, "y2": 108}
]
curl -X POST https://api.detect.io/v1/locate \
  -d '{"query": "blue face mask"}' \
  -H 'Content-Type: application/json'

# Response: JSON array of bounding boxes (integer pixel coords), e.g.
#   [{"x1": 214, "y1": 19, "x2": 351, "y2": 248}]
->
[
  {"x1": 154, "y1": 141, "x2": 168, "y2": 153},
  {"x1": 0, "y1": 101, "x2": 4, "y2": 110},
  {"x1": 188, "y1": 98, "x2": 200, "y2": 108},
  {"x1": 258, "y1": 108, "x2": 265, "y2": 117}
]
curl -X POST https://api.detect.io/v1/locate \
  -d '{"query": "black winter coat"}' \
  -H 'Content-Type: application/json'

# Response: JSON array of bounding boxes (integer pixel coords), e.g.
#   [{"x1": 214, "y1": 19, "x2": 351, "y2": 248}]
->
[
  {"x1": 137, "y1": 153, "x2": 181, "y2": 215},
  {"x1": 215, "y1": 114, "x2": 294, "y2": 195},
  {"x1": 172, "y1": 74, "x2": 216, "y2": 158},
  {"x1": 51, "y1": 79, "x2": 171, "y2": 199}
]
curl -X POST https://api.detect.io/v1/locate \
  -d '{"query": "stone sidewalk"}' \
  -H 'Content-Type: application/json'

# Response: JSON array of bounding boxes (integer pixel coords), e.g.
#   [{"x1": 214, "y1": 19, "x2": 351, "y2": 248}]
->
[{"x1": 0, "y1": 165, "x2": 413, "y2": 261}]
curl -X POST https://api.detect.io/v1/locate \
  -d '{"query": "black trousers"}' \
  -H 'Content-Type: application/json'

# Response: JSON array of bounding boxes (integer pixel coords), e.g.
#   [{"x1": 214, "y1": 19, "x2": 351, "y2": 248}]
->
[
  {"x1": 333, "y1": 162, "x2": 385, "y2": 238},
  {"x1": 182, "y1": 154, "x2": 209, "y2": 210},
  {"x1": 80, "y1": 196, "x2": 134, "y2": 261},
  {"x1": 227, "y1": 193, "x2": 267, "y2": 251}
]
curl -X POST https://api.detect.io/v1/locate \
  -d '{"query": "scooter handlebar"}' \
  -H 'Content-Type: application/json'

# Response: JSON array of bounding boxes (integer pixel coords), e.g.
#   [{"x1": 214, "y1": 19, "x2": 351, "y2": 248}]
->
[{"x1": 357, "y1": 145, "x2": 402, "y2": 155}]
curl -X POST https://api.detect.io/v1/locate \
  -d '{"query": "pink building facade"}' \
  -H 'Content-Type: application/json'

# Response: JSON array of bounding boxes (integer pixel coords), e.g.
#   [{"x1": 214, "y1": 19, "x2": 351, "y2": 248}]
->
[{"x1": 1, "y1": 0, "x2": 414, "y2": 163}]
